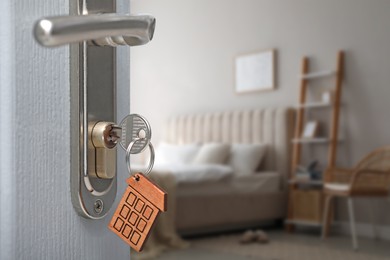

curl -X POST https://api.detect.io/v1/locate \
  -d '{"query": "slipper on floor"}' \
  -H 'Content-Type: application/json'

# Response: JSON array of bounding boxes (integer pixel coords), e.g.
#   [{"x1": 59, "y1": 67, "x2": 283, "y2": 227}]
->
[
  {"x1": 239, "y1": 230, "x2": 257, "y2": 244},
  {"x1": 255, "y1": 230, "x2": 269, "y2": 244}
]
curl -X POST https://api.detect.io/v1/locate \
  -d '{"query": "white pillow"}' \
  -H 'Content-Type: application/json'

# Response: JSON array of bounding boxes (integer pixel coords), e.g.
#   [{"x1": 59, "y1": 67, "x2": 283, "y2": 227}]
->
[
  {"x1": 192, "y1": 143, "x2": 230, "y2": 165},
  {"x1": 155, "y1": 142, "x2": 200, "y2": 165},
  {"x1": 229, "y1": 143, "x2": 267, "y2": 176}
]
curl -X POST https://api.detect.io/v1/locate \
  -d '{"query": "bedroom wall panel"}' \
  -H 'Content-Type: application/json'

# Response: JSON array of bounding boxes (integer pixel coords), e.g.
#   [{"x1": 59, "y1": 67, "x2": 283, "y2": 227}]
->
[
  {"x1": 221, "y1": 112, "x2": 232, "y2": 143},
  {"x1": 275, "y1": 108, "x2": 294, "y2": 188},
  {"x1": 241, "y1": 110, "x2": 252, "y2": 144},
  {"x1": 202, "y1": 113, "x2": 212, "y2": 142},
  {"x1": 177, "y1": 116, "x2": 186, "y2": 144},
  {"x1": 231, "y1": 111, "x2": 242, "y2": 143},
  {"x1": 191, "y1": 115, "x2": 197, "y2": 141},
  {"x1": 263, "y1": 109, "x2": 277, "y2": 172},
  {"x1": 252, "y1": 109, "x2": 264, "y2": 143},
  {"x1": 194, "y1": 115, "x2": 203, "y2": 142},
  {"x1": 185, "y1": 116, "x2": 191, "y2": 144},
  {"x1": 164, "y1": 107, "x2": 293, "y2": 178},
  {"x1": 167, "y1": 118, "x2": 176, "y2": 144},
  {"x1": 211, "y1": 113, "x2": 222, "y2": 142},
  {"x1": 185, "y1": 115, "x2": 194, "y2": 143}
]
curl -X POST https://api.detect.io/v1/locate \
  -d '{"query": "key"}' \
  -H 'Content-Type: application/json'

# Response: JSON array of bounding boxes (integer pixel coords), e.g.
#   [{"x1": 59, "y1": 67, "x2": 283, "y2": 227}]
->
[
  {"x1": 108, "y1": 122, "x2": 165, "y2": 252},
  {"x1": 107, "y1": 125, "x2": 122, "y2": 144},
  {"x1": 119, "y1": 114, "x2": 152, "y2": 154},
  {"x1": 108, "y1": 173, "x2": 167, "y2": 252}
]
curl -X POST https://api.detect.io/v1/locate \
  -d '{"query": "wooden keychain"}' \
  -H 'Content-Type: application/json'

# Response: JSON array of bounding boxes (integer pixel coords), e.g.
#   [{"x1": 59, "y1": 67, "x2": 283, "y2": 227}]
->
[{"x1": 108, "y1": 138, "x2": 167, "y2": 252}]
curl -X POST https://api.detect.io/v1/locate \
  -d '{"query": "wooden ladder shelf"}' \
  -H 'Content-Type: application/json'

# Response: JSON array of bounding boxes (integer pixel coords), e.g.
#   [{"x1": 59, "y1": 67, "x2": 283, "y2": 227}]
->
[{"x1": 287, "y1": 51, "x2": 344, "y2": 230}]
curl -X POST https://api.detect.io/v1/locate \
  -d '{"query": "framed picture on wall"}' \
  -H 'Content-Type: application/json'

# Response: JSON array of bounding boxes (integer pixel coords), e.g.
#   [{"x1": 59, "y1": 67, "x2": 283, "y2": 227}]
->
[{"x1": 235, "y1": 49, "x2": 276, "y2": 93}]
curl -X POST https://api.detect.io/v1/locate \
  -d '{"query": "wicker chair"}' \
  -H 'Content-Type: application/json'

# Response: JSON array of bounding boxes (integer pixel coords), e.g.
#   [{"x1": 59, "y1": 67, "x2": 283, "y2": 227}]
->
[{"x1": 321, "y1": 146, "x2": 390, "y2": 250}]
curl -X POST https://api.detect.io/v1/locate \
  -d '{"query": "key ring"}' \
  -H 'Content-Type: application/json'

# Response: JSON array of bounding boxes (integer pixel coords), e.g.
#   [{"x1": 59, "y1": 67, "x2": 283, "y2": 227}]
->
[{"x1": 126, "y1": 138, "x2": 155, "y2": 176}]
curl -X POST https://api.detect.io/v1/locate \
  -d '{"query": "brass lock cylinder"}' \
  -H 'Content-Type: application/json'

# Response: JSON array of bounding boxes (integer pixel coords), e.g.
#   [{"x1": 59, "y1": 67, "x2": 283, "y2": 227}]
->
[{"x1": 90, "y1": 121, "x2": 119, "y2": 179}]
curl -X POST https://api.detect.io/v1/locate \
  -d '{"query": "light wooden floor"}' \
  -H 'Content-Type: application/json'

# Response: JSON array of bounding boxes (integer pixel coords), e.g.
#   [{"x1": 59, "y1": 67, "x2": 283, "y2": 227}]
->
[{"x1": 156, "y1": 230, "x2": 390, "y2": 260}]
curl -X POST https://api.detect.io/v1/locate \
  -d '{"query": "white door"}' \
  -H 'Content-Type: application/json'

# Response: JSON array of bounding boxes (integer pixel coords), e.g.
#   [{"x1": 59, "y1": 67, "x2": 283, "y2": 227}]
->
[{"x1": 0, "y1": 0, "x2": 130, "y2": 259}]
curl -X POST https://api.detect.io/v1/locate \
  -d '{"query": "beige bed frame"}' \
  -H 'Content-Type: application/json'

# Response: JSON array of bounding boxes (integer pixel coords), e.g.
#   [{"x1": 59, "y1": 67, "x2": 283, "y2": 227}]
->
[{"x1": 162, "y1": 107, "x2": 295, "y2": 235}]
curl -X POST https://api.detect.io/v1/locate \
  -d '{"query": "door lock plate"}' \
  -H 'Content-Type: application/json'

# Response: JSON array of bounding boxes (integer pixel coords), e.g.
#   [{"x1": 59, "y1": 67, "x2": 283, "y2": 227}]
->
[
  {"x1": 34, "y1": 0, "x2": 155, "y2": 219},
  {"x1": 70, "y1": 0, "x2": 117, "y2": 219}
]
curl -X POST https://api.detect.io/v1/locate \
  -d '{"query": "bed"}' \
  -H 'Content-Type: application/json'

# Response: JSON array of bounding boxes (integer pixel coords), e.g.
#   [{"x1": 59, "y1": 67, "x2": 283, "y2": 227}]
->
[{"x1": 153, "y1": 107, "x2": 295, "y2": 235}]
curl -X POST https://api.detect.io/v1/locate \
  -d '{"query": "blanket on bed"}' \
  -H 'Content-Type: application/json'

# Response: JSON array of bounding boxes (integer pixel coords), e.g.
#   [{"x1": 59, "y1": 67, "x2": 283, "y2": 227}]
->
[
  {"x1": 132, "y1": 170, "x2": 189, "y2": 260},
  {"x1": 147, "y1": 164, "x2": 233, "y2": 183}
]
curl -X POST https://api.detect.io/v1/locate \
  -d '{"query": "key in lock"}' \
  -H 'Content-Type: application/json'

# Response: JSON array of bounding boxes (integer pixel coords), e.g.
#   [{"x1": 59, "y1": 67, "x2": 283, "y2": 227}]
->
[
  {"x1": 88, "y1": 114, "x2": 152, "y2": 179},
  {"x1": 119, "y1": 114, "x2": 152, "y2": 154}
]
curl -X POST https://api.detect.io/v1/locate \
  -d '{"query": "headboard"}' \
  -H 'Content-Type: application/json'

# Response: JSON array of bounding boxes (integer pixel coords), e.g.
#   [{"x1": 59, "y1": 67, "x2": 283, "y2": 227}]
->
[{"x1": 162, "y1": 107, "x2": 295, "y2": 182}]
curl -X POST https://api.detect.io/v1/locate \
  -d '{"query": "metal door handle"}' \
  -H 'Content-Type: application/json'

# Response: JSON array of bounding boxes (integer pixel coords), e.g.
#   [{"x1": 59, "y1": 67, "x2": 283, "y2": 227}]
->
[{"x1": 34, "y1": 14, "x2": 156, "y2": 47}]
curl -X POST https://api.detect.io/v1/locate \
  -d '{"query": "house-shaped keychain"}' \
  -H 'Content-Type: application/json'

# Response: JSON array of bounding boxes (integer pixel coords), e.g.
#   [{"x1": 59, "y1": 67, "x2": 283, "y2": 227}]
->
[{"x1": 108, "y1": 173, "x2": 167, "y2": 252}]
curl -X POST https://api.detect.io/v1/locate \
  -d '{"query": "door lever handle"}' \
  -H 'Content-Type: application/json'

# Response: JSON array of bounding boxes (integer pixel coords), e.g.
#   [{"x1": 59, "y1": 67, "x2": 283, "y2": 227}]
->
[{"x1": 34, "y1": 14, "x2": 156, "y2": 47}]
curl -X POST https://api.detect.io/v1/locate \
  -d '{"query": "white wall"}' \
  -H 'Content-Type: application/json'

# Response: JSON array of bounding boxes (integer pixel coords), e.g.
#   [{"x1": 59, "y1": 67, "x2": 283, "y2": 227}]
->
[
  {"x1": 131, "y1": 0, "x2": 390, "y2": 227},
  {"x1": 0, "y1": 0, "x2": 130, "y2": 259}
]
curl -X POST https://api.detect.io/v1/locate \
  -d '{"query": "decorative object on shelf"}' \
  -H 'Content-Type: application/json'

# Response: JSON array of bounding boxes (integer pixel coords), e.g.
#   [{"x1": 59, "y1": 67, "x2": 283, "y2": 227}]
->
[
  {"x1": 235, "y1": 49, "x2": 276, "y2": 93},
  {"x1": 287, "y1": 51, "x2": 345, "y2": 232},
  {"x1": 307, "y1": 161, "x2": 322, "y2": 180},
  {"x1": 321, "y1": 90, "x2": 334, "y2": 104},
  {"x1": 302, "y1": 121, "x2": 319, "y2": 139},
  {"x1": 295, "y1": 160, "x2": 322, "y2": 182},
  {"x1": 295, "y1": 165, "x2": 311, "y2": 182}
]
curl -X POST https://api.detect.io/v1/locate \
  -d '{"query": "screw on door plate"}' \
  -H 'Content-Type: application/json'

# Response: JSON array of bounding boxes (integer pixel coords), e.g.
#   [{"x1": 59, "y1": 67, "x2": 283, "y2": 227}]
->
[{"x1": 94, "y1": 199, "x2": 104, "y2": 214}]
